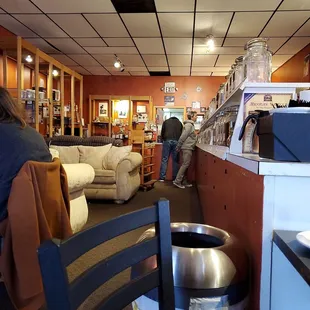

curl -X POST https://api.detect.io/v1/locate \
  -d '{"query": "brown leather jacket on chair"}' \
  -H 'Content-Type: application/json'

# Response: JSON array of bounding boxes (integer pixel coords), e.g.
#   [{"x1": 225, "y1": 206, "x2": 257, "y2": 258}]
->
[{"x1": 0, "y1": 159, "x2": 73, "y2": 310}]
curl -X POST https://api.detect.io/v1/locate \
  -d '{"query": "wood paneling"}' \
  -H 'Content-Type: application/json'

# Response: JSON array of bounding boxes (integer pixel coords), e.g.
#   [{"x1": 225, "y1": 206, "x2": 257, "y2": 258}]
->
[
  {"x1": 83, "y1": 76, "x2": 225, "y2": 124},
  {"x1": 272, "y1": 44, "x2": 310, "y2": 82},
  {"x1": 196, "y1": 148, "x2": 264, "y2": 310}
]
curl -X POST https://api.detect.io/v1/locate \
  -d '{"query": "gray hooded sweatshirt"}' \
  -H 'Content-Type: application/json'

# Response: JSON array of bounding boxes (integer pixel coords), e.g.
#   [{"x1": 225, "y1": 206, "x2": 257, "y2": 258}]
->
[{"x1": 177, "y1": 120, "x2": 197, "y2": 150}]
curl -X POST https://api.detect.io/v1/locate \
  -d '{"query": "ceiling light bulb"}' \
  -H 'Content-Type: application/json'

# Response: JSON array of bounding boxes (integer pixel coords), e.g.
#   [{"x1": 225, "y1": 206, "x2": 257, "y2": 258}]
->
[
  {"x1": 114, "y1": 60, "x2": 121, "y2": 68},
  {"x1": 206, "y1": 35, "x2": 215, "y2": 53},
  {"x1": 52, "y1": 69, "x2": 59, "y2": 77},
  {"x1": 25, "y1": 55, "x2": 33, "y2": 63}
]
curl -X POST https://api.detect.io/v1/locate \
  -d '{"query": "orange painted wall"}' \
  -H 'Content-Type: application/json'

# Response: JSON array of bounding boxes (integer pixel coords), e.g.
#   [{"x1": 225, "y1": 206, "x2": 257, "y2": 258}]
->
[
  {"x1": 272, "y1": 44, "x2": 310, "y2": 82},
  {"x1": 83, "y1": 76, "x2": 225, "y2": 123}
]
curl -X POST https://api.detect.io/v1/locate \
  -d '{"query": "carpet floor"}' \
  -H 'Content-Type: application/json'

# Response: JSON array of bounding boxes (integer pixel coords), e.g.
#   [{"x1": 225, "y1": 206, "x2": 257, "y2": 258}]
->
[{"x1": 68, "y1": 182, "x2": 203, "y2": 310}]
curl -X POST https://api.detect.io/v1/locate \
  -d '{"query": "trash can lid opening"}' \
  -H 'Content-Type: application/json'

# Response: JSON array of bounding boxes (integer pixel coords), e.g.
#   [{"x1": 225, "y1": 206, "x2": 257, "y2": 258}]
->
[{"x1": 171, "y1": 232, "x2": 224, "y2": 249}]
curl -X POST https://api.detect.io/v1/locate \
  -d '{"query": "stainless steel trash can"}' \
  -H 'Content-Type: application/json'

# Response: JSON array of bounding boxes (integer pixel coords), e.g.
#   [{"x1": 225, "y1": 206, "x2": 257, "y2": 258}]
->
[{"x1": 131, "y1": 223, "x2": 249, "y2": 310}]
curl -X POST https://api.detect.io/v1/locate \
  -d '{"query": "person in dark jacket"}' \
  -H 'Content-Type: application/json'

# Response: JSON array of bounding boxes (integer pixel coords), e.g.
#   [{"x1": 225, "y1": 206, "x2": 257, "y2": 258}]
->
[
  {"x1": 159, "y1": 116, "x2": 183, "y2": 181},
  {"x1": 0, "y1": 87, "x2": 52, "y2": 222}
]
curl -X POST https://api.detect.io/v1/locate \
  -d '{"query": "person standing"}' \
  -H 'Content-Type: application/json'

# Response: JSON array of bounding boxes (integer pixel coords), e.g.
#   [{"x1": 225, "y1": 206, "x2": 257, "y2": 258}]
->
[
  {"x1": 173, "y1": 111, "x2": 198, "y2": 189},
  {"x1": 159, "y1": 116, "x2": 183, "y2": 182}
]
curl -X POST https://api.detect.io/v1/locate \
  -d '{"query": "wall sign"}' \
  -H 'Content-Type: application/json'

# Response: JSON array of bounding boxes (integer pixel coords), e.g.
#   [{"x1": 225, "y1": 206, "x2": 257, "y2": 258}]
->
[
  {"x1": 164, "y1": 82, "x2": 176, "y2": 93},
  {"x1": 164, "y1": 95, "x2": 175, "y2": 106},
  {"x1": 192, "y1": 101, "x2": 201, "y2": 109}
]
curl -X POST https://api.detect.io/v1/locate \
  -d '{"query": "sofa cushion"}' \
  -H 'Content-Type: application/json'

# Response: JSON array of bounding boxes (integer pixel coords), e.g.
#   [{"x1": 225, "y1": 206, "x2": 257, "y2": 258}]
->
[
  {"x1": 49, "y1": 148, "x2": 59, "y2": 160},
  {"x1": 103, "y1": 145, "x2": 132, "y2": 171},
  {"x1": 78, "y1": 144, "x2": 112, "y2": 169},
  {"x1": 50, "y1": 145, "x2": 80, "y2": 164},
  {"x1": 94, "y1": 169, "x2": 116, "y2": 184}
]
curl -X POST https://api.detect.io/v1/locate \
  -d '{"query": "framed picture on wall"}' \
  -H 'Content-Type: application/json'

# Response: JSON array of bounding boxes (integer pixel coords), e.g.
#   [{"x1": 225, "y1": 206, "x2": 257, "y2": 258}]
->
[
  {"x1": 195, "y1": 114, "x2": 204, "y2": 130},
  {"x1": 99, "y1": 102, "x2": 108, "y2": 117},
  {"x1": 137, "y1": 105, "x2": 146, "y2": 113},
  {"x1": 192, "y1": 101, "x2": 201, "y2": 109}
]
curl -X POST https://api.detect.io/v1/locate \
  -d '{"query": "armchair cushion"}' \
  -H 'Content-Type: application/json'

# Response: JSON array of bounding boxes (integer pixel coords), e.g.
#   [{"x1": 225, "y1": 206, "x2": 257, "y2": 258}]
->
[
  {"x1": 117, "y1": 152, "x2": 143, "y2": 173},
  {"x1": 50, "y1": 145, "x2": 80, "y2": 164},
  {"x1": 94, "y1": 169, "x2": 116, "y2": 184},
  {"x1": 103, "y1": 145, "x2": 132, "y2": 171},
  {"x1": 78, "y1": 144, "x2": 112, "y2": 169}
]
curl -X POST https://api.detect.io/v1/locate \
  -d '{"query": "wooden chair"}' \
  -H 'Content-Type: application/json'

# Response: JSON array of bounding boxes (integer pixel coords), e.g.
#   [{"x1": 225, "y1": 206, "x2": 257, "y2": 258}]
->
[{"x1": 37, "y1": 199, "x2": 175, "y2": 310}]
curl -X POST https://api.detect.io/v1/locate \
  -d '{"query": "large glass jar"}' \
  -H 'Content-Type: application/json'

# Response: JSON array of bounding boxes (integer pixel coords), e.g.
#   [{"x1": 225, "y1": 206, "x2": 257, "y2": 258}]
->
[
  {"x1": 230, "y1": 65, "x2": 236, "y2": 94},
  {"x1": 244, "y1": 38, "x2": 272, "y2": 83},
  {"x1": 234, "y1": 56, "x2": 244, "y2": 88}
]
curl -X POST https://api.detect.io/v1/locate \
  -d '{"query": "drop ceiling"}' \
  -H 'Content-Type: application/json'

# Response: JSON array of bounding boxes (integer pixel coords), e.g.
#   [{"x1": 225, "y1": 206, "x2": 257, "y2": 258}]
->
[{"x1": 0, "y1": 0, "x2": 309, "y2": 76}]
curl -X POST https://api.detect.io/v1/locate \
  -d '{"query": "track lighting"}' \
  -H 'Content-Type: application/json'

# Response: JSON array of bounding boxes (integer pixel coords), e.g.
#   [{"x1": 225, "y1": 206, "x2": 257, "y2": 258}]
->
[
  {"x1": 114, "y1": 59, "x2": 121, "y2": 68},
  {"x1": 52, "y1": 69, "x2": 59, "y2": 77},
  {"x1": 206, "y1": 35, "x2": 215, "y2": 53},
  {"x1": 25, "y1": 55, "x2": 33, "y2": 63}
]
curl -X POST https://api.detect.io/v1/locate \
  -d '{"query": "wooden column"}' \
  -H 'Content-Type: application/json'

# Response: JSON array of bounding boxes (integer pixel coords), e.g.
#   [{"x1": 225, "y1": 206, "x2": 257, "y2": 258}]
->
[
  {"x1": 60, "y1": 70, "x2": 64, "y2": 136},
  {"x1": 88, "y1": 96, "x2": 92, "y2": 136},
  {"x1": 3, "y1": 50, "x2": 8, "y2": 88},
  {"x1": 47, "y1": 63, "x2": 53, "y2": 137},
  {"x1": 17, "y1": 37, "x2": 22, "y2": 105},
  {"x1": 79, "y1": 77, "x2": 83, "y2": 137},
  {"x1": 34, "y1": 51, "x2": 39, "y2": 131},
  {"x1": 71, "y1": 75, "x2": 75, "y2": 136}
]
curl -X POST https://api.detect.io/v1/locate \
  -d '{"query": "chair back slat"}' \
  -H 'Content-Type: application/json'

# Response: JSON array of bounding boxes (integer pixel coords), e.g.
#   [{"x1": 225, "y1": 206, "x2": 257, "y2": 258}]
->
[
  {"x1": 38, "y1": 199, "x2": 175, "y2": 310},
  {"x1": 38, "y1": 240, "x2": 71, "y2": 310},
  {"x1": 96, "y1": 269, "x2": 160, "y2": 310},
  {"x1": 69, "y1": 237, "x2": 158, "y2": 309},
  {"x1": 60, "y1": 205, "x2": 158, "y2": 266}
]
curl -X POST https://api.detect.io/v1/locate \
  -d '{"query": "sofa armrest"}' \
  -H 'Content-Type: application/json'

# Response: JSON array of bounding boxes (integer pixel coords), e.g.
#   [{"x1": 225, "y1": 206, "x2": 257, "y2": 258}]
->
[{"x1": 117, "y1": 152, "x2": 142, "y2": 173}]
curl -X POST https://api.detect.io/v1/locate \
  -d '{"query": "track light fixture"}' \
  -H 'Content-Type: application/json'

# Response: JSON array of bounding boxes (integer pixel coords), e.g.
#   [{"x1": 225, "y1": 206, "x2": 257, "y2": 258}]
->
[
  {"x1": 206, "y1": 35, "x2": 215, "y2": 53},
  {"x1": 52, "y1": 69, "x2": 59, "y2": 77},
  {"x1": 114, "y1": 56, "x2": 125, "y2": 72},
  {"x1": 25, "y1": 55, "x2": 33, "y2": 63}
]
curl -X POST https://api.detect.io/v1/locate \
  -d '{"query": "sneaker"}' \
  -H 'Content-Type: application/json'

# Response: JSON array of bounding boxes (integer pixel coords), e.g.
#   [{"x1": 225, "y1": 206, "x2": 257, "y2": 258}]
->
[
  {"x1": 173, "y1": 181, "x2": 185, "y2": 189},
  {"x1": 158, "y1": 179, "x2": 165, "y2": 182},
  {"x1": 182, "y1": 181, "x2": 193, "y2": 188}
]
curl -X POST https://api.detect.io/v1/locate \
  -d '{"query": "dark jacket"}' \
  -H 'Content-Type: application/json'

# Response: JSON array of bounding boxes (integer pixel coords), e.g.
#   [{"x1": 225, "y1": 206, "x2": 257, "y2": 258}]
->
[
  {"x1": 177, "y1": 120, "x2": 197, "y2": 150},
  {"x1": 161, "y1": 117, "x2": 183, "y2": 141},
  {"x1": 0, "y1": 122, "x2": 52, "y2": 221}
]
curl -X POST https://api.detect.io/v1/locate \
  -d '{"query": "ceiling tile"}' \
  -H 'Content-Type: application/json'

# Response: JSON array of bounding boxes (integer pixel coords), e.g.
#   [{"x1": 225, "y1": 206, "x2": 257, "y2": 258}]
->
[
  {"x1": 261, "y1": 11, "x2": 310, "y2": 37},
  {"x1": 191, "y1": 72, "x2": 212, "y2": 76},
  {"x1": 0, "y1": 0, "x2": 41, "y2": 13},
  {"x1": 31, "y1": 0, "x2": 116, "y2": 13},
  {"x1": 279, "y1": 0, "x2": 310, "y2": 10},
  {"x1": 130, "y1": 71, "x2": 150, "y2": 76},
  {"x1": 74, "y1": 38, "x2": 107, "y2": 47},
  {"x1": 111, "y1": 71, "x2": 130, "y2": 76},
  {"x1": 46, "y1": 38, "x2": 86, "y2": 54},
  {"x1": 194, "y1": 37, "x2": 224, "y2": 46},
  {"x1": 158, "y1": 13, "x2": 194, "y2": 37},
  {"x1": 223, "y1": 37, "x2": 251, "y2": 47},
  {"x1": 192, "y1": 55, "x2": 217, "y2": 66},
  {"x1": 123, "y1": 66, "x2": 148, "y2": 72},
  {"x1": 121, "y1": 13, "x2": 160, "y2": 37},
  {"x1": 13, "y1": 14, "x2": 67, "y2": 37},
  {"x1": 67, "y1": 54, "x2": 99, "y2": 66},
  {"x1": 276, "y1": 37, "x2": 310, "y2": 55},
  {"x1": 134, "y1": 38, "x2": 164, "y2": 54},
  {"x1": 143, "y1": 55, "x2": 168, "y2": 67},
  {"x1": 155, "y1": 0, "x2": 195, "y2": 12},
  {"x1": 25, "y1": 38, "x2": 61, "y2": 54},
  {"x1": 212, "y1": 72, "x2": 228, "y2": 76},
  {"x1": 48, "y1": 54, "x2": 78, "y2": 66},
  {"x1": 86, "y1": 46, "x2": 138, "y2": 54},
  {"x1": 164, "y1": 38, "x2": 192, "y2": 54},
  {"x1": 48, "y1": 14, "x2": 99, "y2": 37},
  {"x1": 295, "y1": 19, "x2": 310, "y2": 36},
  {"x1": 192, "y1": 66, "x2": 230, "y2": 72},
  {"x1": 0, "y1": 15, "x2": 37, "y2": 37},
  {"x1": 111, "y1": 0, "x2": 156, "y2": 13},
  {"x1": 104, "y1": 38, "x2": 134, "y2": 46},
  {"x1": 84, "y1": 14, "x2": 129, "y2": 37},
  {"x1": 0, "y1": 9, "x2": 4, "y2": 13},
  {"x1": 272, "y1": 55, "x2": 293, "y2": 67},
  {"x1": 67, "y1": 65, "x2": 92, "y2": 75},
  {"x1": 268, "y1": 38, "x2": 291, "y2": 53},
  {"x1": 92, "y1": 54, "x2": 115, "y2": 66},
  {"x1": 167, "y1": 55, "x2": 191, "y2": 66},
  {"x1": 196, "y1": 0, "x2": 282, "y2": 11},
  {"x1": 228, "y1": 12, "x2": 272, "y2": 37},
  {"x1": 84, "y1": 66, "x2": 110, "y2": 75},
  {"x1": 195, "y1": 13, "x2": 233, "y2": 38},
  {"x1": 216, "y1": 55, "x2": 238, "y2": 66},
  {"x1": 93, "y1": 54, "x2": 144, "y2": 66},
  {"x1": 194, "y1": 46, "x2": 244, "y2": 55},
  {"x1": 147, "y1": 66, "x2": 169, "y2": 71},
  {"x1": 170, "y1": 67, "x2": 190, "y2": 76}
]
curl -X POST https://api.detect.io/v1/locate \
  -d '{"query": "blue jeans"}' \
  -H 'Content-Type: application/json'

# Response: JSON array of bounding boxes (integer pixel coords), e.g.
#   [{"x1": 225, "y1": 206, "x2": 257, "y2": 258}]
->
[{"x1": 159, "y1": 140, "x2": 179, "y2": 180}]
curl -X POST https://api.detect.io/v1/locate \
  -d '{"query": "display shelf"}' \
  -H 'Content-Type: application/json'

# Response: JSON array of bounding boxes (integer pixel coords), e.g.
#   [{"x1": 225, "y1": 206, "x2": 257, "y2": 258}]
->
[{"x1": 196, "y1": 144, "x2": 229, "y2": 160}]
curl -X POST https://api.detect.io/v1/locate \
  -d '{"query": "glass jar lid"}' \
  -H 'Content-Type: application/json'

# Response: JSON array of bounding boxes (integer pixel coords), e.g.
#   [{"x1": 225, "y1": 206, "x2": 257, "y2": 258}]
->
[
  {"x1": 235, "y1": 56, "x2": 244, "y2": 63},
  {"x1": 245, "y1": 37, "x2": 268, "y2": 50}
]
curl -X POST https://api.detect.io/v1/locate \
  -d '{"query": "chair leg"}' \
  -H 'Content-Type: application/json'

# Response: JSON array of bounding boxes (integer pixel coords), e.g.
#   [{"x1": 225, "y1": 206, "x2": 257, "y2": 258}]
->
[{"x1": 114, "y1": 200, "x2": 125, "y2": 205}]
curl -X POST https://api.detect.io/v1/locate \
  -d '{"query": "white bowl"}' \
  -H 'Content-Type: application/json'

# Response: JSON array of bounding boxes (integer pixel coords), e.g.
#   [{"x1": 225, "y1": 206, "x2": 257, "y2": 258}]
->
[{"x1": 296, "y1": 231, "x2": 310, "y2": 249}]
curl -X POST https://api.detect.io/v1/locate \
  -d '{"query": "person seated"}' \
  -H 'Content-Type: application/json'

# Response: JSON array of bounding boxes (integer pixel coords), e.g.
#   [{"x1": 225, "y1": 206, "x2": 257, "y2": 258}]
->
[{"x1": 0, "y1": 87, "x2": 52, "y2": 222}]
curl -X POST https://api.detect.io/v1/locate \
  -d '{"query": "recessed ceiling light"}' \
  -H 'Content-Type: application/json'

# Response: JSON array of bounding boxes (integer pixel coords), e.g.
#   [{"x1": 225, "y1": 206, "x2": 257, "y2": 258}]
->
[
  {"x1": 25, "y1": 55, "x2": 33, "y2": 63},
  {"x1": 206, "y1": 35, "x2": 215, "y2": 53}
]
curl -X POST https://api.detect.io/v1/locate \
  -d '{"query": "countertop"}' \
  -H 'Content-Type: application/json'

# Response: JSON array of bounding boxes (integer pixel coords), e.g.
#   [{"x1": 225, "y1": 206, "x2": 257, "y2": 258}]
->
[
  {"x1": 196, "y1": 143, "x2": 310, "y2": 177},
  {"x1": 273, "y1": 230, "x2": 310, "y2": 286}
]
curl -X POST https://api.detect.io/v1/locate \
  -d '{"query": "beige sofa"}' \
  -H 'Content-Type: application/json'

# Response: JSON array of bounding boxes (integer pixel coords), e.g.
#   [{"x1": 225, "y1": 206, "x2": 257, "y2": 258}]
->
[{"x1": 50, "y1": 142, "x2": 142, "y2": 204}]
